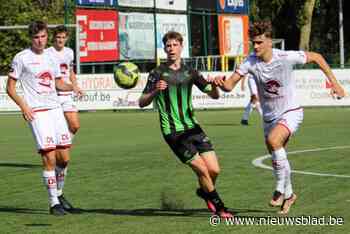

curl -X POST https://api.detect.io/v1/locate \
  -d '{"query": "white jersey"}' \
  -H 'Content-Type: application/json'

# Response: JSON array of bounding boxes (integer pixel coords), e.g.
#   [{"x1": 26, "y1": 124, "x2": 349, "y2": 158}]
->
[
  {"x1": 9, "y1": 48, "x2": 61, "y2": 111},
  {"x1": 237, "y1": 49, "x2": 307, "y2": 122},
  {"x1": 46, "y1": 46, "x2": 74, "y2": 95}
]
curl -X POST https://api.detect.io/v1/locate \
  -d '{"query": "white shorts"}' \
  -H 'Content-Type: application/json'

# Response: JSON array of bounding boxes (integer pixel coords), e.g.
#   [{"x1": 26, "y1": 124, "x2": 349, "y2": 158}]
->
[
  {"x1": 58, "y1": 94, "x2": 78, "y2": 112},
  {"x1": 248, "y1": 77, "x2": 258, "y2": 96},
  {"x1": 263, "y1": 108, "x2": 304, "y2": 138},
  {"x1": 29, "y1": 108, "x2": 72, "y2": 153}
]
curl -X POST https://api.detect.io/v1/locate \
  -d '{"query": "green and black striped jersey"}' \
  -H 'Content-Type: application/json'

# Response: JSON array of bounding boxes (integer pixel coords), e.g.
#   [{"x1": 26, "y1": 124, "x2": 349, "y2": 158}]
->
[{"x1": 142, "y1": 63, "x2": 213, "y2": 135}]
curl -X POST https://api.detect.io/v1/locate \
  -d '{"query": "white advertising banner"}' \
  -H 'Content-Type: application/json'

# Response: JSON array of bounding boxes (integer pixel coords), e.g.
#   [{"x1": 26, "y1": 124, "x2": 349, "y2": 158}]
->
[
  {"x1": 0, "y1": 78, "x2": 23, "y2": 111},
  {"x1": 0, "y1": 74, "x2": 151, "y2": 111},
  {"x1": 156, "y1": 0, "x2": 187, "y2": 11},
  {"x1": 192, "y1": 72, "x2": 249, "y2": 108},
  {"x1": 74, "y1": 74, "x2": 151, "y2": 110},
  {"x1": 294, "y1": 69, "x2": 350, "y2": 106},
  {"x1": 117, "y1": 0, "x2": 154, "y2": 8},
  {"x1": 156, "y1": 14, "x2": 189, "y2": 58},
  {"x1": 1, "y1": 69, "x2": 349, "y2": 112}
]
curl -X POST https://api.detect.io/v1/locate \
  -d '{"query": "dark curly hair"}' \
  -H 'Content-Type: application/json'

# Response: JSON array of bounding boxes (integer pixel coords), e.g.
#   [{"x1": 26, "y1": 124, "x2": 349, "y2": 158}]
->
[
  {"x1": 249, "y1": 21, "x2": 272, "y2": 39},
  {"x1": 53, "y1": 25, "x2": 69, "y2": 38},
  {"x1": 28, "y1": 21, "x2": 48, "y2": 38}
]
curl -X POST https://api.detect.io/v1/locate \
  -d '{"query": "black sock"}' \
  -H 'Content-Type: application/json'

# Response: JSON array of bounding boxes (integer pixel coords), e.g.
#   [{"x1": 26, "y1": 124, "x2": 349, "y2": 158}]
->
[{"x1": 207, "y1": 189, "x2": 225, "y2": 211}]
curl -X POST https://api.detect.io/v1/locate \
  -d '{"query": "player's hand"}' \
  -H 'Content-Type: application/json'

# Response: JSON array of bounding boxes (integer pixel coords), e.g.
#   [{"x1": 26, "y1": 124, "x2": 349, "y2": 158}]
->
[
  {"x1": 213, "y1": 75, "x2": 226, "y2": 87},
  {"x1": 331, "y1": 83, "x2": 345, "y2": 99},
  {"x1": 73, "y1": 85, "x2": 84, "y2": 98},
  {"x1": 206, "y1": 75, "x2": 216, "y2": 83},
  {"x1": 21, "y1": 105, "x2": 35, "y2": 122},
  {"x1": 156, "y1": 80, "x2": 168, "y2": 91}
]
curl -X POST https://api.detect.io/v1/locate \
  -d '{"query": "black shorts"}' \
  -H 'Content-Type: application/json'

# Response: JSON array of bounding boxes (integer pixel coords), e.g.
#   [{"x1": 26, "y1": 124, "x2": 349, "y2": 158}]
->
[{"x1": 163, "y1": 125, "x2": 214, "y2": 164}]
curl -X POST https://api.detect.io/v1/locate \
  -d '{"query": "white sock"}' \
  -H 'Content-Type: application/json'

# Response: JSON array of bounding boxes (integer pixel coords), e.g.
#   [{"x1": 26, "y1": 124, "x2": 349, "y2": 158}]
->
[
  {"x1": 242, "y1": 102, "x2": 253, "y2": 120},
  {"x1": 271, "y1": 148, "x2": 288, "y2": 194},
  {"x1": 55, "y1": 166, "x2": 67, "y2": 197},
  {"x1": 42, "y1": 170, "x2": 59, "y2": 207},
  {"x1": 255, "y1": 102, "x2": 263, "y2": 116},
  {"x1": 284, "y1": 160, "x2": 293, "y2": 198}
]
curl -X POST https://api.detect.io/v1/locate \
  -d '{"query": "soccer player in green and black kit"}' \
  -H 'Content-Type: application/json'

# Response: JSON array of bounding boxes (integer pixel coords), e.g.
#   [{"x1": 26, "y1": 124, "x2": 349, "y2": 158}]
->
[{"x1": 139, "y1": 31, "x2": 233, "y2": 218}]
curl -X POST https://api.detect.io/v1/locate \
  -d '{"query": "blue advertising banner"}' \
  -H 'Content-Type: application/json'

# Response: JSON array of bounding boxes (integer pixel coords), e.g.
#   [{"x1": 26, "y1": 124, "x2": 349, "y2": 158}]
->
[
  {"x1": 76, "y1": 0, "x2": 116, "y2": 6},
  {"x1": 217, "y1": 0, "x2": 248, "y2": 14}
]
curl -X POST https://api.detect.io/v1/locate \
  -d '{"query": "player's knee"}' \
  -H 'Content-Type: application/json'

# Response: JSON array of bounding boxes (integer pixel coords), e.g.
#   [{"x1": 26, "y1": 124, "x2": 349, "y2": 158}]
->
[
  {"x1": 266, "y1": 136, "x2": 282, "y2": 150},
  {"x1": 209, "y1": 166, "x2": 220, "y2": 178},
  {"x1": 192, "y1": 162, "x2": 210, "y2": 178},
  {"x1": 69, "y1": 123, "x2": 80, "y2": 134}
]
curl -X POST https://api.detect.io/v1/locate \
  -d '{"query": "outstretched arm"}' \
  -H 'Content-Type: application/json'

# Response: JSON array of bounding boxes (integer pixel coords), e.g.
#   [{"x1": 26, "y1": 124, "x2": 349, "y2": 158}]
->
[
  {"x1": 206, "y1": 84, "x2": 220, "y2": 99},
  {"x1": 306, "y1": 52, "x2": 345, "y2": 98},
  {"x1": 214, "y1": 72, "x2": 243, "y2": 92}
]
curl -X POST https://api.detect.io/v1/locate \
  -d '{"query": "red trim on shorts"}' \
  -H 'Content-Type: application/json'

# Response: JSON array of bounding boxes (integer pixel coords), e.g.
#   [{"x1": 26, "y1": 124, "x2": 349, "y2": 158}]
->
[
  {"x1": 56, "y1": 144, "x2": 71, "y2": 149},
  {"x1": 276, "y1": 122, "x2": 292, "y2": 138},
  {"x1": 283, "y1": 107, "x2": 303, "y2": 115},
  {"x1": 33, "y1": 108, "x2": 50, "y2": 113},
  {"x1": 264, "y1": 107, "x2": 303, "y2": 123},
  {"x1": 63, "y1": 110, "x2": 78, "y2": 113},
  {"x1": 38, "y1": 147, "x2": 56, "y2": 154}
]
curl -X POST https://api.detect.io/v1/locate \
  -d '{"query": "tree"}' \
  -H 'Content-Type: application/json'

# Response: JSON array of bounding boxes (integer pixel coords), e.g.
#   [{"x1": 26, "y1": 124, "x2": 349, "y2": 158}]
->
[
  {"x1": 0, "y1": 0, "x2": 67, "y2": 74},
  {"x1": 298, "y1": 0, "x2": 317, "y2": 50}
]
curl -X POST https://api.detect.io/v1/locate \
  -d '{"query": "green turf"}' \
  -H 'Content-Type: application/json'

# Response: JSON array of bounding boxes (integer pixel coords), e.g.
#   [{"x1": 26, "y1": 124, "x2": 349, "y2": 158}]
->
[{"x1": 0, "y1": 108, "x2": 349, "y2": 233}]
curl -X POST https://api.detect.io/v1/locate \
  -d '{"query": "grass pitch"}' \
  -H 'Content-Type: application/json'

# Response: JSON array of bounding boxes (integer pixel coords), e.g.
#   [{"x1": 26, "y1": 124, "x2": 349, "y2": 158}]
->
[{"x1": 0, "y1": 108, "x2": 349, "y2": 233}]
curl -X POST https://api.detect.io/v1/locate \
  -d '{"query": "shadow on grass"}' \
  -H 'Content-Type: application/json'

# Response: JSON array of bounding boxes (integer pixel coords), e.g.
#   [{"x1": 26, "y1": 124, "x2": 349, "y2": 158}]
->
[
  {"x1": 0, "y1": 163, "x2": 41, "y2": 169},
  {"x1": 76, "y1": 207, "x2": 274, "y2": 217},
  {"x1": 25, "y1": 224, "x2": 52, "y2": 227},
  {"x1": 0, "y1": 206, "x2": 275, "y2": 217},
  {"x1": 0, "y1": 207, "x2": 47, "y2": 215}
]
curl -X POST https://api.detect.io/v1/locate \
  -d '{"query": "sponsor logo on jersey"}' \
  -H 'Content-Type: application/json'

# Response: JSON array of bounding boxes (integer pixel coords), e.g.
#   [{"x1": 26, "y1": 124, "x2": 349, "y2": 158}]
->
[
  {"x1": 60, "y1": 63, "x2": 68, "y2": 75},
  {"x1": 264, "y1": 79, "x2": 281, "y2": 95},
  {"x1": 38, "y1": 71, "x2": 54, "y2": 88}
]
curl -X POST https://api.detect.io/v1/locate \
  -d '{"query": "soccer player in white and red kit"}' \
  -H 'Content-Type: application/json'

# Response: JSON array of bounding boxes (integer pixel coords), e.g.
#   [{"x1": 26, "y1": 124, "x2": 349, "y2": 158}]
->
[
  {"x1": 214, "y1": 21, "x2": 345, "y2": 214},
  {"x1": 46, "y1": 25, "x2": 82, "y2": 212},
  {"x1": 7, "y1": 21, "x2": 81, "y2": 216}
]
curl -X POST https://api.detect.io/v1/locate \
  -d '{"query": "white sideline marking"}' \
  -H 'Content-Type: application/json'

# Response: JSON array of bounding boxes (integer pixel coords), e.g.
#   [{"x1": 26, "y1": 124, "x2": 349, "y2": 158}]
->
[{"x1": 252, "y1": 146, "x2": 350, "y2": 178}]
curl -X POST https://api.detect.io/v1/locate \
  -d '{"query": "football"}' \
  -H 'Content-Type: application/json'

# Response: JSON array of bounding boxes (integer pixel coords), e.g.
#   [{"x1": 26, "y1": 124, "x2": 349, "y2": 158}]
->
[{"x1": 113, "y1": 62, "x2": 140, "y2": 89}]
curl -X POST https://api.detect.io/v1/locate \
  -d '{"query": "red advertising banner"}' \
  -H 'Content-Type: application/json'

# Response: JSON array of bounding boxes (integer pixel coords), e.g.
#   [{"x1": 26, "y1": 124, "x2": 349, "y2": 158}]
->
[
  {"x1": 218, "y1": 15, "x2": 249, "y2": 56},
  {"x1": 76, "y1": 9, "x2": 119, "y2": 62}
]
